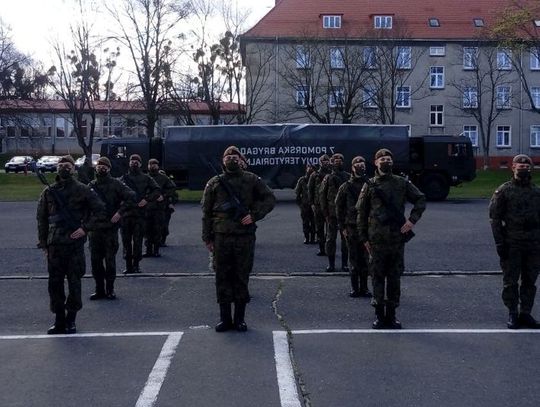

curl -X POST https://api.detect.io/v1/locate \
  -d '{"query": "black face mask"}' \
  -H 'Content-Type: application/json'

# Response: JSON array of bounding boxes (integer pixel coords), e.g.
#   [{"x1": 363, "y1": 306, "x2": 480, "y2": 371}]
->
[
  {"x1": 516, "y1": 169, "x2": 531, "y2": 181},
  {"x1": 58, "y1": 169, "x2": 72, "y2": 179},
  {"x1": 96, "y1": 168, "x2": 109, "y2": 177},
  {"x1": 149, "y1": 168, "x2": 159, "y2": 175},
  {"x1": 129, "y1": 165, "x2": 141, "y2": 173},
  {"x1": 379, "y1": 162, "x2": 393, "y2": 174},
  {"x1": 333, "y1": 163, "x2": 344, "y2": 171},
  {"x1": 225, "y1": 161, "x2": 240, "y2": 172},
  {"x1": 353, "y1": 167, "x2": 365, "y2": 178}
]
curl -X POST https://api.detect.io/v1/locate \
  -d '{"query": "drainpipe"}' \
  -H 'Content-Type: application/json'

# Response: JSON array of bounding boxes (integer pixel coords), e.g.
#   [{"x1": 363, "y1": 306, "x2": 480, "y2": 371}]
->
[{"x1": 275, "y1": 36, "x2": 279, "y2": 123}]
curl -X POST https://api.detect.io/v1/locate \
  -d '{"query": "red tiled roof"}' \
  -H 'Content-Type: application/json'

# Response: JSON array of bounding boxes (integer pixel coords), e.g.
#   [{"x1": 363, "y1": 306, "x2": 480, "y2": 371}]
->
[{"x1": 242, "y1": 0, "x2": 539, "y2": 40}]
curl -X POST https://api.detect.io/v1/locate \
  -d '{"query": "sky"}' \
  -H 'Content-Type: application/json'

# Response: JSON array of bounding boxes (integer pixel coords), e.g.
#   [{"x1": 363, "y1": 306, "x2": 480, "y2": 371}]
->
[{"x1": 0, "y1": 0, "x2": 275, "y2": 65}]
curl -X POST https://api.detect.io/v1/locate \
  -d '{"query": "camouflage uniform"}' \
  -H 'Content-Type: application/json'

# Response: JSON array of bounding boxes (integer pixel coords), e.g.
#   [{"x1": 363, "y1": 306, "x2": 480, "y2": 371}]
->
[
  {"x1": 160, "y1": 170, "x2": 179, "y2": 246},
  {"x1": 89, "y1": 168, "x2": 135, "y2": 297},
  {"x1": 489, "y1": 169, "x2": 540, "y2": 322},
  {"x1": 294, "y1": 172, "x2": 315, "y2": 243},
  {"x1": 37, "y1": 163, "x2": 105, "y2": 332},
  {"x1": 308, "y1": 158, "x2": 331, "y2": 255}
]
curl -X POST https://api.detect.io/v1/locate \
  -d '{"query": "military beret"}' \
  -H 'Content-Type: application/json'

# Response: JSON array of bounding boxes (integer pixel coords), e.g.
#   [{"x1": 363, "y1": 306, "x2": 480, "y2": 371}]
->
[
  {"x1": 97, "y1": 157, "x2": 111, "y2": 168},
  {"x1": 352, "y1": 156, "x2": 365, "y2": 165},
  {"x1": 331, "y1": 153, "x2": 344, "y2": 161},
  {"x1": 223, "y1": 145, "x2": 242, "y2": 157},
  {"x1": 374, "y1": 148, "x2": 393, "y2": 160},
  {"x1": 513, "y1": 154, "x2": 532, "y2": 165},
  {"x1": 148, "y1": 158, "x2": 159, "y2": 165},
  {"x1": 58, "y1": 155, "x2": 75, "y2": 165},
  {"x1": 129, "y1": 154, "x2": 142, "y2": 163},
  {"x1": 319, "y1": 154, "x2": 330, "y2": 163}
]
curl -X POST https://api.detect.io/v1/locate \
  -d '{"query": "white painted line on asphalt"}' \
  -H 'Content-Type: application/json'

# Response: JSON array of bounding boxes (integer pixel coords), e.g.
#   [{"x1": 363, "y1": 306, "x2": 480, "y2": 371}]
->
[
  {"x1": 135, "y1": 332, "x2": 183, "y2": 407},
  {"x1": 273, "y1": 331, "x2": 302, "y2": 407},
  {"x1": 0, "y1": 331, "x2": 177, "y2": 340},
  {"x1": 290, "y1": 329, "x2": 540, "y2": 334}
]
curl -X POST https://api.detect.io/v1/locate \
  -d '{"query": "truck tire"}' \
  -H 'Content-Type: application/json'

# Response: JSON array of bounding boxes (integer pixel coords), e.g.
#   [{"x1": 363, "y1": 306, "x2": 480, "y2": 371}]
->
[{"x1": 421, "y1": 173, "x2": 449, "y2": 201}]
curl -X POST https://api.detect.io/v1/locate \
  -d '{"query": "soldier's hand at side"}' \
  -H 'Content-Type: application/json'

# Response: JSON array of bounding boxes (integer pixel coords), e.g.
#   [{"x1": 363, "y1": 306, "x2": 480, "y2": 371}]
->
[
  {"x1": 364, "y1": 241, "x2": 372, "y2": 257},
  {"x1": 241, "y1": 214, "x2": 254, "y2": 225},
  {"x1": 138, "y1": 198, "x2": 148, "y2": 207},
  {"x1": 157, "y1": 195, "x2": 164, "y2": 202},
  {"x1": 70, "y1": 227, "x2": 86, "y2": 240},
  {"x1": 342, "y1": 228, "x2": 348, "y2": 238},
  {"x1": 111, "y1": 212, "x2": 121, "y2": 223},
  {"x1": 400, "y1": 220, "x2": 414, "y2": 234},
  {"x1": 496, "y1": 244, "x2": 509, "y2": 259},
  {"x1": 205, "y1": 241, "x2": 214, "y2": 252}
]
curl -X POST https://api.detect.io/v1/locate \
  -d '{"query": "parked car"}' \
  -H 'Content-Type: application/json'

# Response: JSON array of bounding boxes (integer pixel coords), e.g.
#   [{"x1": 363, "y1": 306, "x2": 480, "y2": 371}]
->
[
  {"x1": 36, "y1": 156, "x2": 62, "y2": 172},
  {"x1": 75, "y1": 154, "x2": 100, "y2": 169},
  {"x1": 4, "y1": 156, "x2": 35, "y2": 173}
]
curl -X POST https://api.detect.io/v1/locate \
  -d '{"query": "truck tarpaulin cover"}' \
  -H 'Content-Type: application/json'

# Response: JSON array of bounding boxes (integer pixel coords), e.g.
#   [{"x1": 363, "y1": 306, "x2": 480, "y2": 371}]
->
[{"x1": 164, "y1": 124, "x2": 410, "y2": 189}]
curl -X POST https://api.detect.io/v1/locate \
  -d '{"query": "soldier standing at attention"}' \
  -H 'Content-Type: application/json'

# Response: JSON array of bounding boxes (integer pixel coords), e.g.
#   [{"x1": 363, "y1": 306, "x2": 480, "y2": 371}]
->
[
  {"x1": 357, "y1": 149, "x2": 425, "y2": 329},
  {"x1": 88, "y1": 157, "x2": 135, "y2": 300},
  {"x1": 489, "y1": 154, "x2": 540, "y2": 329},
  {"x1": 308, "y1": 154, "x2": 331, "y2": 256},
  {"x1": 294, "y1": 164, "x2": 316, "y2": 244},
  {"x1": 320, "y1": 153, "x2": 350, "y2": 272},
  {"x1": 120, "y1": 154, "x2": 160, "y2": 274},
  {"x1": 202, "y1": 146, "x2": 275, "y2": 332},
  {"x1": 37, "y1": 155, "x2": 106, "y2": 334},
  {"x1": 336, "y1": 156, "x2": 372, "y2": 297}
]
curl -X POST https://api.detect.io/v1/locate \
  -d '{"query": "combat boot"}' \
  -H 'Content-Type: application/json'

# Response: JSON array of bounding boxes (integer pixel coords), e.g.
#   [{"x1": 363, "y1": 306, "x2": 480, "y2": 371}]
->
[
  {"x1": 65, "y1": 311, "x2": 77, "y2": 334},
  {"x1": 303, "y1": 233, "x2": 310, "y2": 244},
  {"x1": 341, "y1": 259, "x2": 350, "y2": 273},
  {"x1": 325, "y1": 255, "x2": 336, "y2": 272},
  {"x1": 349, "y1": 272, "x2": 361, "y2": 298},
  {"x1": 133, "y1": 260, "x2": 141, "y2": 274},
  {"x1": 123, "y1": 257, "x2": 134, "y2": 274},
  {"x1": 215, "y1": 303, "x2": 233, "y2": 332},
  {"x1": 316, "y1": 241, "x2": 326, "y2": 256},
  {"x1": 90, "y1": 280, "x2": 106, "y2": 300},
  {"x1": 518, "y1": 313, "x2": 540, "y2": 329},
  {"x1": 234, "y1": 302, "x2": 248, "y2": 332},
  {"x1": 372, "y1": 305, "x2": 386, "y2": 329},
  {"x1": 106, "y1": 280, "x2": 116, "y2": 300},
  {"x1": 142, "y1": 244, "x2": 153, "y2": 257},
  {"x1": 358, "y1": 275, "x2": 372, "y2": 298},
  {"x1": 47, "y1": 311, "x2": 66, "y2": 335},
  {"x1": 386, "y1": 306, "x2": 402, "y2": 329},
  {"x1": 507, "y1": 313, "x2": 520, "y2": 329},
  {"x1": 309, "y1": 232, "x2": 317, "y2": 244}
]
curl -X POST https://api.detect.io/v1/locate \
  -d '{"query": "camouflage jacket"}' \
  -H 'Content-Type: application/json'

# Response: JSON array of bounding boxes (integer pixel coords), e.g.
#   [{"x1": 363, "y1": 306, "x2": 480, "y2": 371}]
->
[
  {"x1": 201, "y1": 169, "x2": 276, "y2": 241},
  {"x1": 120, "y1": 170, "x2": 160, "y2": 217},
  {"x1": 356, "y1": 171, "x2": 426, "y2": 244},
  {"x1": 307, "y1": 168, "x2": 330, "y2": 207},
  {"x1": 148, "y1": 171, "x2": 178, "y2": 211},
  {"x1": 320, "y1": 170, "x2": 350, "y2": 218},
  {"x1": 294, "y1": 175, "x2": 310, "y2": 207},
  {"x1": 37, "y1": 176, "x2": 106, "y2": 247},
  {"x1": 89, "y1": 174, "x2": 136, "y2": 227},
  {"x1": 336, "y1": 175, "x2": 366, "y2": 229},
  {"x1": 489, "y1": 178, "x2": 540, "y2": 244}
]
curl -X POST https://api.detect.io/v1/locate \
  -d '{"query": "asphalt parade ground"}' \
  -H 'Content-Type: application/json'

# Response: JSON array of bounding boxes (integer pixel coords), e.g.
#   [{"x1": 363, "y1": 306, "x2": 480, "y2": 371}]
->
[{"x1": 1, "y1": 196, "x2": 539, "y2": 407}]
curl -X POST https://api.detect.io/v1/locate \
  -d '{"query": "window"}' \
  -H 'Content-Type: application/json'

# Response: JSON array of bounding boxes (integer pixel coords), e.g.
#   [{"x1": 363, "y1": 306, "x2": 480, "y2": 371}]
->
[
  {"x1": 531, "y1": 48, "x2": 540, "y2": 70},
  {"x1": 364, "y1": 47, "x2": 377, "y2": 69},
  {"x1": 55, "y1": 117, "x2": 65, "y2": 138},
  {"x1": 323, "y1": 15, "x2": 341, "y2": 29},
  {"x1": 2, "y1": 118, "x2": 16, "y2": 138},
  {"x1": 531, "y1": 125, "x2": 540, "y2": 147},
  {"x1": 473, "y1": 18, "x2": 484, "y2": 27},
  {"x1": 296, "y1": 46, "x2": 310, "y2": 69},
  {"x1": 463, "y1": 125, "x2": 478, "y2": 147},
  {"x1": 496, "y1": 86, "x2": 511, "y2": 109},
  {"x1": 396, "y1": 47, "x2": 411, "y2": 69},
  {"x1": 396, "y1": 86, "x2": 411, "y2": 108},
  {"x1": 329, "y1": 86, "x2": 345, "y2": 108},
  {"x1": 430, "y1": 105, "x2": 444, "y2": 126},
  {"x1": 497, "y1": 49, "x2": 512, "y2": 70},
  {"x1": 497, "y1": 126, "x2": 511, "y2": 147},
  {"x1": 463, "y1": 87, "x2": 478, "y2": 108},
  {"x1": 430, "y1": 66, "x2": 444, "y2": 89},
  {"x1": 463, "y1": 47, "x2": 478, "y2": 69},
  {"x1": 296, "y1": 86, "x2": 310, "y2": 107},
  {"x1": 430, "y1": 46, "x2": 445, "y2": 56},
  {"x1": 374, "y1": 15, "x2": 392, "y2": 29},
  {"x1": 428, "y1": 18, "x2": 440, "y2": 27},
  {"x1": 531, "y1": 87, "x2": 540, "y2": 109},
  {"x1": 363, "y1": 86, "x2": 377, "y2": 108},
  {"x1": 330, "y1": 47, "x2": 344, "y2": 69}
]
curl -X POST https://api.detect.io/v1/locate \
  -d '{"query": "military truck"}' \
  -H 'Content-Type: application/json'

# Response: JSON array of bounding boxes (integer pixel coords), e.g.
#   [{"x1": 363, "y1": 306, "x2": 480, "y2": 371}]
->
[{"x1": 99, "y1": 124, "x2": 476, "y2": 200}]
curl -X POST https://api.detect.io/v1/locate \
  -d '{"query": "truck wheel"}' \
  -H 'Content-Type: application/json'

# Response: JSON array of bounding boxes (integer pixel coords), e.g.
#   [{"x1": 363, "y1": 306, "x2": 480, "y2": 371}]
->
[{"x1": 421, "y1": 174, "x2": 449, "y2": 201}]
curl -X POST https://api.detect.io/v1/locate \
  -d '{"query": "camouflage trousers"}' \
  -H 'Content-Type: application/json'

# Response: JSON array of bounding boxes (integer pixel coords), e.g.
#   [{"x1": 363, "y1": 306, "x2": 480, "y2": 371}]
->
[
  {"x1": 369, "y1": 243, "x2": 405, "y2": 308},
  {"x1": 145, "y1": 209, "x2": 164, "y2": 250},
  {"x1": 500, "y1": 242, "x2": 540, "y2": 314},
  {"x1": 213, "y1": 233, "x2": 255, "y2": 304},
  {"x1": 344, "y1": 226, "x2": 369, "y2": 280},
  {"x1": 121, "y1": 215, "x2": 145, "y2": 262},
  {"x1": 299, "y1": 204, "x2": 315, "y2": 237},
  {"x1": 47, "y1": 243, "x2": 85, "y2": 314},
  {"x1": 325, "y1": 216, "x2": 348, "y2": 260},
  {"x1": 313, "y1": 206, "x2": 326, "y2": 244},
  {"x1": 89, "y1": 228, "x2": 120, "y2": 285}
]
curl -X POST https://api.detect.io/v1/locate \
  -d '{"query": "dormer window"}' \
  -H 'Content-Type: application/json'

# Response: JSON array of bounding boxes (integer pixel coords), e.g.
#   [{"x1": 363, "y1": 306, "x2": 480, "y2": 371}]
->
[
  {"x1": 473, "y1": 18, "x2": 484, "y2": 27},
  {"x1": 323, "y1": 15, "x2": 342, "y2": 29},
  {"x1": 428, "y1": 18, "x2": 440, "y2": 27},
  {"x1": 374, "y1": 15, "x2": 392, "y2": 29}
]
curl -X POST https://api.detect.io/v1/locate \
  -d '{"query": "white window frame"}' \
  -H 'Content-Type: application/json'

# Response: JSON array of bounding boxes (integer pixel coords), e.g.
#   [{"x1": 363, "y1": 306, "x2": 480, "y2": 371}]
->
[
  {"x1": 530, "y1": 125, "x2": 540, "y2": 147},
  {"x1": 396, "y1": 46, "x2": 412, "y2": 69},
  {"x1": 374, "y1": 15, "x2": 392, "y2": 29},
  {"x1": 396, "y1": 86, "x2": 411, "y2": 108},
  {"x1": 330, "y1": 47, "x2": 345, "y2": 69},
  {"x1": 430, "y1": 66, "x2": 444, "y2": 89},
  {"x1": 429, "y1": 46, "x2": 445, "y2": 56},
  {"x1": 364, "y1": 47, "x2": 377, "y2": 69},
  {"x1": 463, "y1": 125, "x2": 478, "y2": 147},
  {"x1": 463, "y1": 47, "x2": 478, "y2": 70},
  {"x1": 496, "y1": 125, "x2": 511, "y2": 147},
  {"x1": 323, "y1": 15, "x2": 342, "y2": 29},
  {"x1": 363, "y1": 86, "x2": 377, "y2": 108},
  {"x1": 328, "y1": 86, "x2": 345, "y2": 108},
  {"x1": 296, "y1": 46, "x2": 311, "y2": 69},
  {"x1": 463, "y1": 87, "x2": 478, "y2": 109},
  {"x1": 496, "y1": 86, "x2": 512, "y2": 109},
  {"x1": 430, "y1": 105, "x2": 444, "y2": 127},
  {"x1": 531, "y1": 87, "x2": 540, "y2": 109},
  {"x1": 531, "y1": 48, "x2": 540, "y2": 70},
  {"x1": 296, "y1": 86, "x2": 310, "y2": 107},
  {"x1": 497, "y1": 49, "x2": 512, "y2": 70}
]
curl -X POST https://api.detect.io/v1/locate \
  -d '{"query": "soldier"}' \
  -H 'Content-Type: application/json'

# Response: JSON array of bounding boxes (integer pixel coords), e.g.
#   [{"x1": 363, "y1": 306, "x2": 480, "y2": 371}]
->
[
  {"x1": 308, "y1": 154, "x2": 331, "y2": 256},
  {"x1": 37, "y1": 155, "x2": 105, "y2": 334},
  {"x1": 320, "y1": 153, "x2": 350, "y2": 272},
  {"x1": 88, "y1": 157, "x2": 136, "y2": 300},
  {"x1": 336, "y1": 156, "x2": 372, "y2": 297},
  {"x1": 120, "y1": 154, "x2": 160, "y2": 274},
  {"x1": 144, "y1": 158, "x2": 177, "y2": 257},
  {"x1": 294, "y1": 164, "x2": 316, "y2": 244},
  {"x1": 489, "y1": 154, "x2": 540, "y2": 329},
  {"x1": 202, "y1": 146, "x2": 275, "y2": 332},
  {"x1": 357, "y1": 148, "x2": 426, "y2": 329},
  {"x1": 159, "y1": 169, "x2": 179, "y2": 247}
]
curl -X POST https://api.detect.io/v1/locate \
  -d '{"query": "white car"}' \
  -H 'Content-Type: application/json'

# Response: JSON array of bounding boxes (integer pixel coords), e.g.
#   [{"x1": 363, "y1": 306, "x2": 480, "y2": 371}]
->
[{"x1": 75, "y1": 154, "x2": 100, "y2": 168}]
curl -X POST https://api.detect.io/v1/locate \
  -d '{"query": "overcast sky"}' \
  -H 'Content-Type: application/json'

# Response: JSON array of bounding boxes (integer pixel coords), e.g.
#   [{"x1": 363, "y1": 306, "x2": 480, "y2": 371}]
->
[{"x1": 1, "y1": 0, "x2": 275, "y2": 65}]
